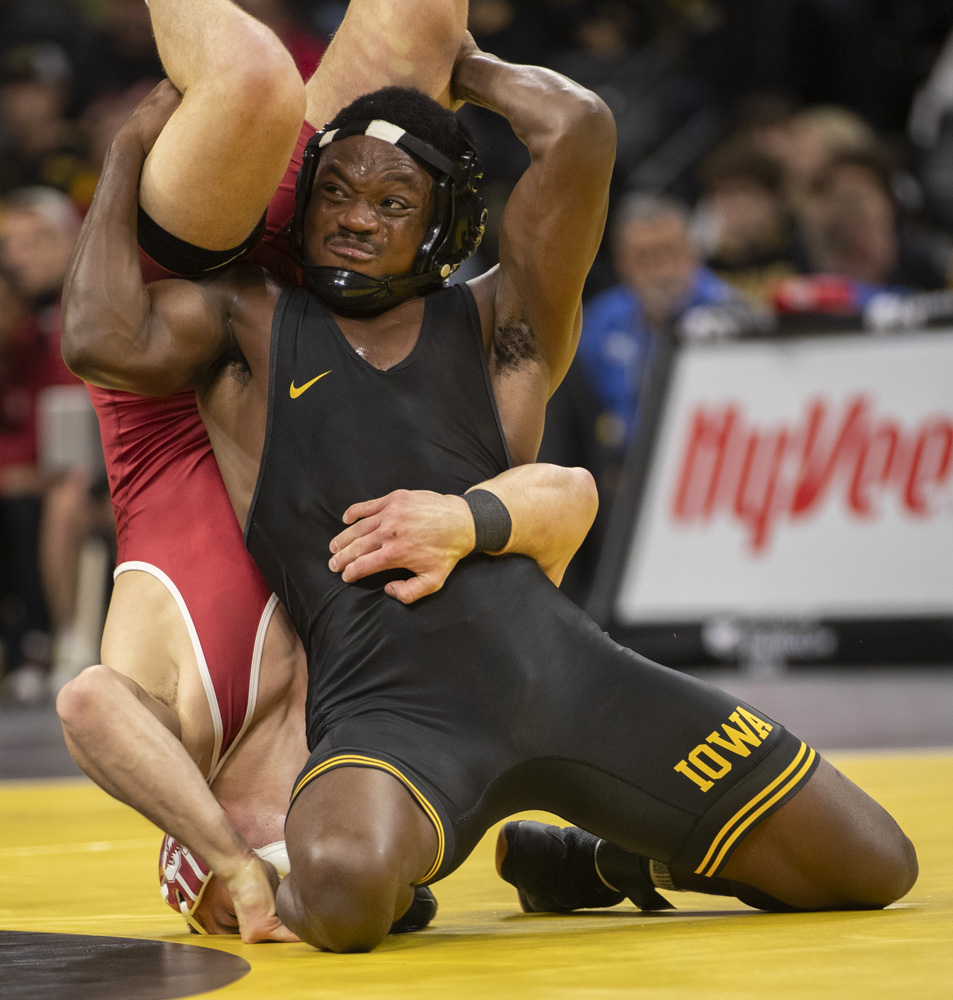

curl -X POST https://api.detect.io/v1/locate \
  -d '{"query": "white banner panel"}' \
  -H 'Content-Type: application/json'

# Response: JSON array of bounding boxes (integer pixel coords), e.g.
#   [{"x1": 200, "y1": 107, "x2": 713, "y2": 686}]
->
[{"x1": 615, "y1": 330, "x2": 953, "y2": 622}]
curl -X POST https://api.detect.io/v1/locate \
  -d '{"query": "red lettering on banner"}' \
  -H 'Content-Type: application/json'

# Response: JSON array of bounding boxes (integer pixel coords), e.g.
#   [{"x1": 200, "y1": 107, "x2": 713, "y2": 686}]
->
[
  {"x1": 790, "y1": 398, "x2": 869, "y2": 515},
  {"x1": 733, "y1": 429, "x2": 789, "y2": 551},
  {"x1": 669, "y1": 395, "x2": 953, "y2": 552},
  {"x1": 905, "y1": 419, "x2": 953, "y2": 515},
  {"x1": 673, "y1": 406, "x2": 738, "y2": 519},
  {"x1": 849, "y1": 421, "x2": 903, "y2": 517}
]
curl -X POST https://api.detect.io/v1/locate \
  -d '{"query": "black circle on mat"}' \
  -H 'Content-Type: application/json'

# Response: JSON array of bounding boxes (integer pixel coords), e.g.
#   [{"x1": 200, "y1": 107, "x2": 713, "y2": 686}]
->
[{"x1": 0, "y1": 930, "x2": 250, "y2": 1000}]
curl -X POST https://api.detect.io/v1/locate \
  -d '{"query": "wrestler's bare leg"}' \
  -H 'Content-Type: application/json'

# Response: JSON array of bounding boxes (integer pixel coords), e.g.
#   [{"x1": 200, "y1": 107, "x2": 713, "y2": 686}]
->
[
  {"x1": 303, "y1": 0, "x2": 468, "y2": 124},
  {"x1": 139, "y1": 0, "x2": 305, "y2": 248},
  {"x1": 501, "y1": 756, "x2": 917, "y2": 915},
  {"x1": 706, "y1": 758, "x2": 917, "y2": 909},
  {"x1": 57, "y1": 571, "x2": 305, "y2": 941},
  {"x1": 277, "y1": 768, "x2": 439, "y2": 952},
  {"x1": 139, "y1": 0, "x2": 468, "y2": 248}
]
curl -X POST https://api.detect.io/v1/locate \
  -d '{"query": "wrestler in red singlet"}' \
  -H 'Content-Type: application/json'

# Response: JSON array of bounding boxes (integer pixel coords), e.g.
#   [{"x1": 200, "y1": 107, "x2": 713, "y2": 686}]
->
[{"x1": 89, "y1": 122, "x2": 313, "y2": 779}]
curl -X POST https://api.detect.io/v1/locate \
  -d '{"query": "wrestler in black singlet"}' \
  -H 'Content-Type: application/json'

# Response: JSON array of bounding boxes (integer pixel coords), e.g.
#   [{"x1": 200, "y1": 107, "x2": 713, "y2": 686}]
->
[{"x1": 245, "y1": 283, "x2": 818, "y2": 884}]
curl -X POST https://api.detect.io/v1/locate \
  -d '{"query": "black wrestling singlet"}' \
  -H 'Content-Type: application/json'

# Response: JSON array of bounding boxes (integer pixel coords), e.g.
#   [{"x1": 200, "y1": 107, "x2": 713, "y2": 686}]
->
[
  {"x1": 245, "y1": 282, "x2": 511, "y2": 734},
  {"x1": 245, "y1": 283, "x2": 818, "y2": 883}
]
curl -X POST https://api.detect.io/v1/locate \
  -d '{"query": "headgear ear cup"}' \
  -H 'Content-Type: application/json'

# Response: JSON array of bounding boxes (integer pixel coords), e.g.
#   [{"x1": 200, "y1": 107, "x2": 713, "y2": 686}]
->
[{"x1": 158, "y1": 833, "x2": 212, "y2": 930}]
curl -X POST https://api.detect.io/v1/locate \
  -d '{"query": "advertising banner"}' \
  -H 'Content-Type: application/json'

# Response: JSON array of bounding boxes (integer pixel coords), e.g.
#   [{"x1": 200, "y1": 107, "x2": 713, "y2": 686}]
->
[{"x1": 597, "y1": 328, "x2": 953, "y2": 667}]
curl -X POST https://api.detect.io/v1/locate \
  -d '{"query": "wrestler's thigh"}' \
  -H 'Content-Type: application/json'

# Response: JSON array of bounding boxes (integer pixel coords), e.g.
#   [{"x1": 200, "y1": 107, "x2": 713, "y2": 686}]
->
[
  {"x1": 101, "y1": 570, "x2": 199, "y2": 691},
  {"x1": 139, "y1": 16, "x2": 304, "y2": 249},
  {"x1": 720, "y1": 756, "x2": 918, "y2": 908},
  {"x1": 304, "y1": 0, "x2": 468, "y2": 123}
]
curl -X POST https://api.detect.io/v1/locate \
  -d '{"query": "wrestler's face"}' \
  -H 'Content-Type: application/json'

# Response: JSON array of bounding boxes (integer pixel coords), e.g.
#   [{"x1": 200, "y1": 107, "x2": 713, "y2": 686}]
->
[
  {"x1": 303, "y1": 135, "x2": 434, "y2": 278},
  {"x1": 191, "y1": 874, "x2": 238, "y2": 935}
]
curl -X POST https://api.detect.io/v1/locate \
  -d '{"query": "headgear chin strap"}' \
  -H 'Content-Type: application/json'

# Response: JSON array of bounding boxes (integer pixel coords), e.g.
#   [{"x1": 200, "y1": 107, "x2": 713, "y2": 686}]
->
[{"x1": 292, "y1": 118, "x2": 486, "y2": 315}]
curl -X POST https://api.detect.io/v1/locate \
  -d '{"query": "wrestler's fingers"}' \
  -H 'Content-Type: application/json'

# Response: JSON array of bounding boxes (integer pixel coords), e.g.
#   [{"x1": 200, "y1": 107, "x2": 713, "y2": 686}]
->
[
  {"x1": 340, "y1": 493, "x2": 391, "y2": 526},
  {"x1": 384, "y1": 573, "x2": 444, "y2": 605},
  {"x1": 329, "y1": 522, "x2": 383, "y2": 567},
  {"x1": 125, "y1": 79, "x2": 182, "y2": 155},
  {"x1": 339, "y1": 545, "x2": 401, "y2": 582},
  {"x1": 242, "y1": 918, "x2": 300, "y2": 945}
]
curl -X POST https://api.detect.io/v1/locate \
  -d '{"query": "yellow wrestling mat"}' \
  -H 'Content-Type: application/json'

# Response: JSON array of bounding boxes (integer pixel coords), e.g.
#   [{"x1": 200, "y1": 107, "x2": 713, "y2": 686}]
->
[{"x1": 2, "y1": 750, "x2": 951, "y2": 1000}]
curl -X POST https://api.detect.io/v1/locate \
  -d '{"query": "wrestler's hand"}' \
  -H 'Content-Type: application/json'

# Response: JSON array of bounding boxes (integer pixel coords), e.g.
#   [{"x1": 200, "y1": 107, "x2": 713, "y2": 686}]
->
[
  {"x1": 115, "y1": 79, "x2": 182, "y2": 158},
  {"x1": 329, "y1": 490, "x2": 475, "y2": 604},
  {"x1": 215, "y1": 857, "x2": 300, "y2": 944},
  {"x1": 449, "y1": 32, "x2": 494, "y2": 110}
]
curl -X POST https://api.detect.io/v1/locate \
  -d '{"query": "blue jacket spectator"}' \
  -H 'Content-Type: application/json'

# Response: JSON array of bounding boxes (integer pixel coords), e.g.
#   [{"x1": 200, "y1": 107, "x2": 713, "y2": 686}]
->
[{"x1": 577, "y1": 193, "x2": 742, "y2": 455}]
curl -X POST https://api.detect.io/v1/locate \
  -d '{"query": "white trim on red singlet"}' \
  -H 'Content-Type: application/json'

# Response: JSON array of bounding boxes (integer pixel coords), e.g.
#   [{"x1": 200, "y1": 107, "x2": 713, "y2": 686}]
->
[{"x1": 113, "y1": 561, "x2": 275, "y2": 781}]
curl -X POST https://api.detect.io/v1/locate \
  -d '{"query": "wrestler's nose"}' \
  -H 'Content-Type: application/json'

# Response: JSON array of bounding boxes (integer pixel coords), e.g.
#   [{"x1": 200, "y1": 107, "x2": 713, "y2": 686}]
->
[{"x1": 338, "y1": 197, "x2": 379, "y2": 233}]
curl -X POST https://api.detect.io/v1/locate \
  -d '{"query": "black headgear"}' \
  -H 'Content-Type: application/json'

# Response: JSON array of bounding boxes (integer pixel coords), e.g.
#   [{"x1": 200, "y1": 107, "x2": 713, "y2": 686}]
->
[{"x1": 291, "y1": 118, "x2": 486, "y2": 314}]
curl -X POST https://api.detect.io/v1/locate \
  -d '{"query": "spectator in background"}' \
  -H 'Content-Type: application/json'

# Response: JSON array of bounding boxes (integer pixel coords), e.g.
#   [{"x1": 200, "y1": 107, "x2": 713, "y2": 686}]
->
[
  {"x1": 72, "y1": 80, "x2": 159, "y2": 213},
  {"x1": 0, "y1": 263, "x2": 49, "y2": 695},
  {"x1": 0, "y1": 187, "x2": 86, "y2": 701},
  {"x1": 695, "y1": 137, "x2": 804, "y2": 307},
  {"x1": 74, "y1": 0, "x2": 164, "y2": 109},
  {"x1": 576, "y1": 192, "x2": 743, "y2": 462},
  {"x1": 734, "y1": 98, "x2": 877, "y2": 217},
  {"x1": 802, "y1": 148, "x2": 948, "y2": 293},
  {"x1": 776, "y1": 105, "x2": 877, "y2": 214},
  {"x1": 0, "y1": 43, "x2": 88, "y2": 200},
  {"x1": 540, "y1": 192, "x2": 745, "y2": 605},
  {"x1": 910, "y1": 22, "x2": 953, "y2": 233}
]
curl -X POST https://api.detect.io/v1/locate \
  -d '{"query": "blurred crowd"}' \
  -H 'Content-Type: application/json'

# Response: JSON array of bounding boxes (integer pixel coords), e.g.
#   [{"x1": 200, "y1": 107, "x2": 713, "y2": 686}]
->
[{"x1": 3, "y1": 0, "x2": 953, "y2": 695}]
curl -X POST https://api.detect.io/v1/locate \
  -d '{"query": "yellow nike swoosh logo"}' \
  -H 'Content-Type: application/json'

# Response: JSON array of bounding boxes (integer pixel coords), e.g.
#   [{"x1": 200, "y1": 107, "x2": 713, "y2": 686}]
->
[{"x1": 289, "y1": 371, "x2": 331, "y2": 399}]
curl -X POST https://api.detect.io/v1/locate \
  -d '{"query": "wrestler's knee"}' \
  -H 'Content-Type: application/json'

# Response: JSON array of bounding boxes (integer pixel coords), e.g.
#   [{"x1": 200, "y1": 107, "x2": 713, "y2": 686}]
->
[
  {"x1": 190, "y1": 10, "x2": 304, "y2": 119},
  {"x1": 793, "y1": 765, "x2": 919, "y2": 908},
  {"x1": 280, "y1": 835, "x2": 402, "y2": 952},
  {"x1": 724, "y1": 759, "x2": 918, "y2": 909},
  {"x1": 56, "y1": 663, "x2": 111, "y2": 733},
  {"x1": 218, "y1": 35, "x2": 305, "y2": 136},
  {"x1": 851, "y1": 824, "x2": 918, "y2": 907}
]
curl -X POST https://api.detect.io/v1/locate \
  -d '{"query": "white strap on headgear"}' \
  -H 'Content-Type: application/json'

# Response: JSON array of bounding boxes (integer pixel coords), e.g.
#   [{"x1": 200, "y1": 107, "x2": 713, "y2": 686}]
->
[{"x1": 253, "y1": 840, "x2": 291, "y2": 879}]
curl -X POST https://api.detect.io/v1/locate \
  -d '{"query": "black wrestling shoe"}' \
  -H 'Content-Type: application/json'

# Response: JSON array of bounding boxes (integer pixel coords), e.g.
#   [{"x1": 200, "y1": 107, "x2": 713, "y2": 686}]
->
[
  {"x1": 496, "y1": 821, "x2": 674, "y2": 913},
  {"x1": 389, "y1": 886, "x2": 438, "y2": 934}
]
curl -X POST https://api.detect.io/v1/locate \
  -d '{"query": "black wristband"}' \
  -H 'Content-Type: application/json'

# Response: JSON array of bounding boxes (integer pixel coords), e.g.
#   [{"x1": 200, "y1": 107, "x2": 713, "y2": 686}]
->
[{"x1": 462, "y1": 489, "x2": 512, "y2": 554}]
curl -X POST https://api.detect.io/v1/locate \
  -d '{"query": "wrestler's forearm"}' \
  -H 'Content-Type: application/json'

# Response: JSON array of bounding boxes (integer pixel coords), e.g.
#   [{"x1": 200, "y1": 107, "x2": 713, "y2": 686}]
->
[
  {"x1": 61, "y1": 131, "x2": 153, "y2": 384},
  {"x1": 328, "y1": 464, "x2": 598, "y2": 599},
  {"x1": 452, "y1": 43, "x2": 613, "y2": 168},
  {"x1": 466, "y1": 464, "x2": 598, "y2": 584},
  {"x1": 56, "y1": 665, "x2": 256, "y2": 881}
]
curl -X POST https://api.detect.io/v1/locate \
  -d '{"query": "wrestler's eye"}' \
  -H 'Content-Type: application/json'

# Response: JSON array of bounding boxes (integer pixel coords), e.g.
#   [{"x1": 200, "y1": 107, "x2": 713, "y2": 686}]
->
[{"x1": 381, "y1": 195, "x2": 416, "y2": 214}]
